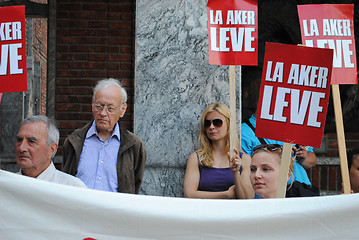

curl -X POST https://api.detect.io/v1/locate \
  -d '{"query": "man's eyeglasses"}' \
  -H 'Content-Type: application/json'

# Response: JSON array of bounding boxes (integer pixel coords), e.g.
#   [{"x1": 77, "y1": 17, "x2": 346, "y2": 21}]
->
[
  {"x1": 204, "y1": 119, "x2": 223, "y2": 128},
  {"x1": 93, "y1": 104, "x2": 120, "y2": 115},
  {"x1": 253, "y1": 144, "x2": 282, "y2": 153}
]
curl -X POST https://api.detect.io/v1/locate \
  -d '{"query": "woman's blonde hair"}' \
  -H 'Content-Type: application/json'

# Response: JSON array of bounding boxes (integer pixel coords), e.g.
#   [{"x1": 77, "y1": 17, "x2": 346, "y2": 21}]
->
[
  {"x1": 197, "y1": 103, "x2": 238, "y2": 167},
  {"x1": 253, "y1": 145, "x2": 295, "y2": 173}
]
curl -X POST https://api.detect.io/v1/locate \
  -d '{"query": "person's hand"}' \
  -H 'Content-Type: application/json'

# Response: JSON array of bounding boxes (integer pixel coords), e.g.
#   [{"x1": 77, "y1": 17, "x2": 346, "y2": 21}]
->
[
  {"x1": 226, "y1": 185, "x2": 237, "y2": 199},
  {"x1": 229, "y1": 148, "x2": 243, "y2": 173},
  {"x1": 295, "y1": 145, "x2": 309, "y2": 159}
]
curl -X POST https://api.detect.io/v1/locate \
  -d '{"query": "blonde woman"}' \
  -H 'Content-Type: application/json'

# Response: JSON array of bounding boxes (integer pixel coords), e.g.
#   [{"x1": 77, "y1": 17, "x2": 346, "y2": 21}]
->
[
  {"x1": 249, "y1": 144, "x2": 294, "y2": 199},
  {"x1": 184, "y1": 103, "x2": 253, "y2": 199}
]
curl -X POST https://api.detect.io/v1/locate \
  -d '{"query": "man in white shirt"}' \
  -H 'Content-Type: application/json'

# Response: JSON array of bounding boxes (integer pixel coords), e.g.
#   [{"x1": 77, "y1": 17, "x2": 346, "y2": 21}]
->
[{"x1": 16, "y1": 115, "x2": 87, "y2": 188}]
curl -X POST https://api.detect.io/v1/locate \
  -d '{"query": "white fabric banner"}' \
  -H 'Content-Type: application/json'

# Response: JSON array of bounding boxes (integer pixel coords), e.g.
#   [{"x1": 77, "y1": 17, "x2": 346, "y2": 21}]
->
[{"x1": 0, "y1": 170, "x2": 358, "y2": 240}]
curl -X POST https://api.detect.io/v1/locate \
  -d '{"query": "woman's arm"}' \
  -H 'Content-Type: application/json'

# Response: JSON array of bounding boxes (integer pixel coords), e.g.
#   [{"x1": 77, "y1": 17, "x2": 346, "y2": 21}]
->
[
  {"x1": 229, "y1": 149, "x2": 255, "y2": 199},
  {"x1": 183, "y1": 152, "x2": 236, "y2": 199}
]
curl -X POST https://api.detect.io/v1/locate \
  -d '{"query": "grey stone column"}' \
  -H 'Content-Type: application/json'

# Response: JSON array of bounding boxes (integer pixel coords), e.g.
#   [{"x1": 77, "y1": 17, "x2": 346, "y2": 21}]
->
[{"x1": 135, "y1": 0, "x2": 242, "y2": 197}]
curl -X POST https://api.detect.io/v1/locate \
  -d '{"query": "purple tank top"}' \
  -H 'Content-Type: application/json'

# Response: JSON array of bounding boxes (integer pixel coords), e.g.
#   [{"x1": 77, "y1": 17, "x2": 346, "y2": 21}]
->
[{"x1": 197, "y1": 153, "x2": 236, "y2": 192}]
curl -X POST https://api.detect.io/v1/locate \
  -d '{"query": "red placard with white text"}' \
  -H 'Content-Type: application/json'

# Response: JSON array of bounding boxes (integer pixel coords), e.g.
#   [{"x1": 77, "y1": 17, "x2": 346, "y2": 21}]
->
[
  {"x1": 0, "y1": 6, "x2": 27, "y2": 93},
  {"x1": 207, "y1": 0, "x2": 258, "y2": 65},
  {"x1": 298, "y1": 4, "x2": 357, "y2": 85},
  {"x1": 256, "y1": 43, "x2": 333, "y2": 148}
]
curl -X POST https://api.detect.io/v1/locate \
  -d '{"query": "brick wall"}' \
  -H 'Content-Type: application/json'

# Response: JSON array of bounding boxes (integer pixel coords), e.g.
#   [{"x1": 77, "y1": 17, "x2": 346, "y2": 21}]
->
[
  {"x1": 26, "y1": 0, "x2": 48, "y2": 115},
  {"x1": 56, "y1": 0, "x2": 136, "y2": 154},
  {"x1": 27, "y1": 2, "x2": 47, "y2": 115},
  {"x1": 308, "y1": 165, "x2": 342, "y2": 194},
  {"x1": 306, "y1": 132, "x2": 359, "y2": 194},
  {"x1": 33, "y1": 16, "x2": 48, "y2": 115}
]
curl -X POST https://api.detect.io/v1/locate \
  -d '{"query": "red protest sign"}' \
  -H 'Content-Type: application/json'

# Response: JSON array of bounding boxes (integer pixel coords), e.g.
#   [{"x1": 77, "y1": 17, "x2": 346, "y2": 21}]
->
[
  {"x1": 0, "y1": 6, "x2": 27, "y2": 93},
  {"x1": 207, "y1": 0, "x2": 258, "y2": 65},
  {"x1": 256, "y1": 43, "x2": 333, "y2": 148},
  {"x1": 298, "y1": 4, "x2": 357, "y2": 85}
]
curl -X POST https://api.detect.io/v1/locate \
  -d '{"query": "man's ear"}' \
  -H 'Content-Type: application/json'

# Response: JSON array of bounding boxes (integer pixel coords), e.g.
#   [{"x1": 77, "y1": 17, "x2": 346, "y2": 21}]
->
[
  {"x1": 49, "y1": 143, "x2": 58, "y2": 159},
  {"x1": 119, "y1": 103, "x2": 127, "y2": 118}
]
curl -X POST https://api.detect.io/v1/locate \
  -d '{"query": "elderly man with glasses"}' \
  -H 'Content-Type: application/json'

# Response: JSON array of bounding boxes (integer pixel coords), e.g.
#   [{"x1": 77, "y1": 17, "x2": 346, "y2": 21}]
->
[{"x1": 62, "y1": 78, "x2": 146, "y2": 194}]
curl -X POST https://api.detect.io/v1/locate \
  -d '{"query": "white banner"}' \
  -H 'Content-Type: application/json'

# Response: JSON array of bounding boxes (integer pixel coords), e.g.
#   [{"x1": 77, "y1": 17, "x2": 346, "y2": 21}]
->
[{"x1": 0, "y1": 170, "x2": 358, "y2": 240}]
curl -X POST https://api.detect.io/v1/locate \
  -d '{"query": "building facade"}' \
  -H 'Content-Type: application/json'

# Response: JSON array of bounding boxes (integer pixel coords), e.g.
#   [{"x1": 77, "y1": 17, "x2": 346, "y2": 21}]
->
[{"x1": 0, "y1": 0, "x2": 358, "y2": 196}]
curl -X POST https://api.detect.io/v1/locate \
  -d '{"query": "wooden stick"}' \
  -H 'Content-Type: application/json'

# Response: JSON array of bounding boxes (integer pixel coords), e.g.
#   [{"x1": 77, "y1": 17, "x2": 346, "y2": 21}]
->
[
  {"x1": 229, "y1": 65, "x2": 237, "y2": 157},
  {"x1": 276, "y1": 142, "x2": 292, "y2": 198},
  {"x1": 238, "y1": 65, "x2": 242, "y2": 151},
  {"x1": 332, "y1": 84, "x2": 351, "y2": 194}
]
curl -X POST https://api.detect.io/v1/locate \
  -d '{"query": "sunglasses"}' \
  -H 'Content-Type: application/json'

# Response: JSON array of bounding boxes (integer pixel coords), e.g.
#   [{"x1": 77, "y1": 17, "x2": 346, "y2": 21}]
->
[
  {"x1": 253, "y1": 144, "x2": 282, "y2": 153},
  {"x1": 204, "y1": 119, "x2": 223, "y2": 128}
]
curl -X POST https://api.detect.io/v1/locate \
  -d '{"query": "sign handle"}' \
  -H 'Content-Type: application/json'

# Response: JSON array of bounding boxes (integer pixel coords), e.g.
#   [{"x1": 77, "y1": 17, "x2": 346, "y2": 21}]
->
[
  {"x1": 332, "y1": 84, "x2": 351, "y2": 194},
  {"x1": 276, "y1": 142, "x2": 292, "y2": 198},
  {"x1": 238, "y1": 65, "x2": 242, "y2": 151},
  {"x1": 229, "y1": 65, "x2": 237, "y2": 158}
]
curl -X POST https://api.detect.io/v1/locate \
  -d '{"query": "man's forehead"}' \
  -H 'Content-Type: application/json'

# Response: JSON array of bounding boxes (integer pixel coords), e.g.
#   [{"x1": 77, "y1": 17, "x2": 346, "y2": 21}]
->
[
  {"x1": 94, "y1": 98, "x2": 123, "y2": 107},
  {"x1": 18, "y1": 122, "x2": 47, "y2": 135},
  {"x1": 22, "y1": 121, "x2": 46, "y2": 128},
  {"x1": 94, "y1": 87, "x2": 123, "y2": 99}
]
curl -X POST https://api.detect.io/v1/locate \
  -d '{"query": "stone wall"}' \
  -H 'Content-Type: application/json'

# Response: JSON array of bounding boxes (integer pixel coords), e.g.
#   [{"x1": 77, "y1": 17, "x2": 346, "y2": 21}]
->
[{"x1": 135, "y1": 0, "x2": 243, "y2": 197}]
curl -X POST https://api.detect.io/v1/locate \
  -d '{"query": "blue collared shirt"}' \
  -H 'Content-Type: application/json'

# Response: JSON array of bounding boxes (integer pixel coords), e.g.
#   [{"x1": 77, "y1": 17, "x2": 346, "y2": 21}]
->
[{"x1": 76, "y1": 121, "x2": 120, "y2": 192}]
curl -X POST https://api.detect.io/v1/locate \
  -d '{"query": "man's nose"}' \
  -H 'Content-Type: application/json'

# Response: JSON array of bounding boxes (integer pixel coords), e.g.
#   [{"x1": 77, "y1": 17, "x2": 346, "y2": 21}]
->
[
  {"x1": 17, "y1": 139, "x2": 27, "y2": 151},
  {"x1": 99, "y1": 108, "x2": 108, "y2": 116}
]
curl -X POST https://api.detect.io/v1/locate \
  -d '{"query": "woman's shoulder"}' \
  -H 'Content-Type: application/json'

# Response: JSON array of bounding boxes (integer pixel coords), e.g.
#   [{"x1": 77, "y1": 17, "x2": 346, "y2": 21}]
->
[
  {"x1": 188, "y1": 151, "x2": 200, "y2": 163},
  {"x1": 188, "y1": 151, "x2": 199, "y2": 159}
]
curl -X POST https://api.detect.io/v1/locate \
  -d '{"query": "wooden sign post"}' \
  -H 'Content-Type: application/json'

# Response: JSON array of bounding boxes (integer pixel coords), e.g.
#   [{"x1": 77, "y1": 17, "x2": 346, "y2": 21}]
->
[
  {"x1": 276, "y1": 142, "x2": 292, "y2": 198},
  {"x1": 229, "y1": 65, "x2": 238, "y2": 157},
  {"x1": 332, "y1": 85, "x2": 351, "y2": 194}
]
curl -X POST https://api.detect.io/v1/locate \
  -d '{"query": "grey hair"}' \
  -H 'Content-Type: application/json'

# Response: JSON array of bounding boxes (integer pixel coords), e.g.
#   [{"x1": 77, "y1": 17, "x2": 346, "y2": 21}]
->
[
  {"x1": 21, "y1": 115, "x2": 59, "y2": 146},
  {"x1": 93, "y1": 78, "x2": 127, "y2": 104}
]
